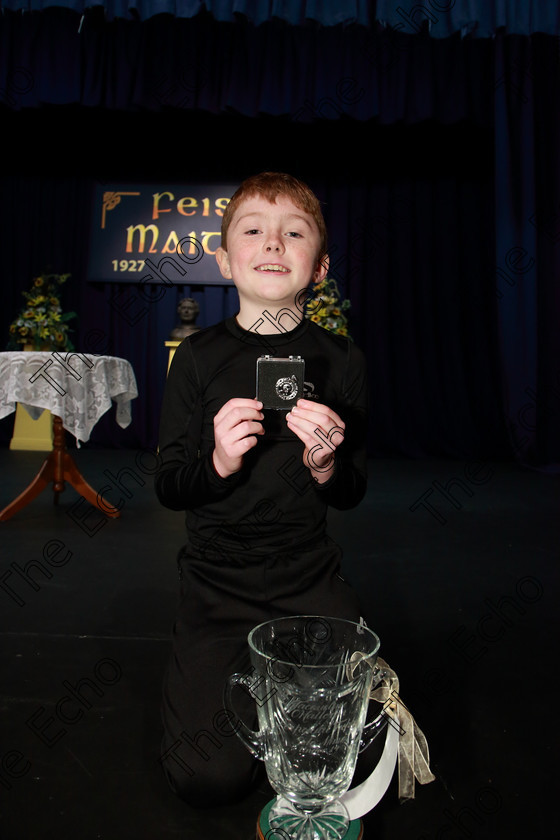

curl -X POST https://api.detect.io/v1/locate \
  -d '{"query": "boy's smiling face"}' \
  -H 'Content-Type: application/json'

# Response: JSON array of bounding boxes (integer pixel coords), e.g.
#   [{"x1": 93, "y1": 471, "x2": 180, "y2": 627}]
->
[{"x1": 215, "y1": 195, "x2": 328, "y2": 329}]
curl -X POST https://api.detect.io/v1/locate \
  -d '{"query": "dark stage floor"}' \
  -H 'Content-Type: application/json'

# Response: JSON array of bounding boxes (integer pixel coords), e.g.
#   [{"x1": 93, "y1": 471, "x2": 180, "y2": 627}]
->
[{"x1": 0, "y1": 448, "x2": 557, "y2": 839}]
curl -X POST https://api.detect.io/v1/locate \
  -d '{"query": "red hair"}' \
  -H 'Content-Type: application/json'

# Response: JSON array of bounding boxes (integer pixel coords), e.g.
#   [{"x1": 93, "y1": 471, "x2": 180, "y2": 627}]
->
[{"x1": 220, "y1": 172, "x2": 327, "y2": 258}]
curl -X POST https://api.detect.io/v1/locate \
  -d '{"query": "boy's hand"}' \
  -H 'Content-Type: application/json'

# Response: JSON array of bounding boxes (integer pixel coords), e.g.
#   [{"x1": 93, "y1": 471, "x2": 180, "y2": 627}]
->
[
  {"x1": 286, "y1": 399, "x2": 345, "y2": 484},
  {"x1": 212, "y1": 398, "x2": 264, "y2": 478}
]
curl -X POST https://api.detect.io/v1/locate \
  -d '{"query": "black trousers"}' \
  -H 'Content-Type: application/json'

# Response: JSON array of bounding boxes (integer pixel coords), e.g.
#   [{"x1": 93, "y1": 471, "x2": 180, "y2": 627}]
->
[{"x1": 160, "y1": 535, "x2": 362, "y2": 808}]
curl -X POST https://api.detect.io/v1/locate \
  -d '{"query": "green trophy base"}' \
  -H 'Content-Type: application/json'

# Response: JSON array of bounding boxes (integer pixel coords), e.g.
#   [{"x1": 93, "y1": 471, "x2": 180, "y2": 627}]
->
[{"x1": 257, "y1": 798, "x2": 364, "y2": 839}]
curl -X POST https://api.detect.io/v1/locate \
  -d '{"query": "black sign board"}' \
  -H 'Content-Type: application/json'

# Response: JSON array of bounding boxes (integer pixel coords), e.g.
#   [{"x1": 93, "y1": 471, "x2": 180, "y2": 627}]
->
[{"x1": 88, "y1": 183, "x2": 237, "y2": 284}]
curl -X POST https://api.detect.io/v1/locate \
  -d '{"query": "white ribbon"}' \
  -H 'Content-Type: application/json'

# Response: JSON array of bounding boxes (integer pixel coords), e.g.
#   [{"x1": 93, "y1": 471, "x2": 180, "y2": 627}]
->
[{"x1": 340, "y1": 709, "x2": 399, "y2": 819}]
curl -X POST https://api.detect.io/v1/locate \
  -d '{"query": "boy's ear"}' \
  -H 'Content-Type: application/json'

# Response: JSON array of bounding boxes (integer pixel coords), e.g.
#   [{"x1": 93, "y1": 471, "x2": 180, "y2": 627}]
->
[
  {"x1": 313, "y1": 253, "x2": 329, "y2": 284},
  {"x1": 215, "y1": 247, "x2": 232, "y2": 280}
]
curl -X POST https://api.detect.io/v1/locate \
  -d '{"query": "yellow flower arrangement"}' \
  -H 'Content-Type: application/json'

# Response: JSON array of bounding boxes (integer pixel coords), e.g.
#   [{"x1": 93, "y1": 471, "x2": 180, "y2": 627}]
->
[
  {"x1": 304, "y1": 276, "x2": 351, "y2": 338},
  {"x1": 7, "y1": 273, "x2": 77, "y2": 351}
]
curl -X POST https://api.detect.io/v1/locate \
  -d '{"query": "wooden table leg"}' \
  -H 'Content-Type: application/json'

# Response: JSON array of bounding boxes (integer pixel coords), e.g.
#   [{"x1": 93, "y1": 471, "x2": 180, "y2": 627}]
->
[{"x1": 0, "y1": 415, "x2": 121, "y2": 522}]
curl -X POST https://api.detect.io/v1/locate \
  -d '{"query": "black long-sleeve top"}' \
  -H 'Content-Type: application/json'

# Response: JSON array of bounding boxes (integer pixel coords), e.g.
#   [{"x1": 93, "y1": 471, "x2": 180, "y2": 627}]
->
[{"x1": 155, "y1": 316, "x2": 368, "y2": 558}]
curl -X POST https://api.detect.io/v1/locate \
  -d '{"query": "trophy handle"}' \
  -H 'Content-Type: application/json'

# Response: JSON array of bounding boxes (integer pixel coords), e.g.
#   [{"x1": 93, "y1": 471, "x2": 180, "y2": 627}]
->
[
  {"x1": 225, "y1": 672, "x2": 266, "y2": 760},
  {"x1": 359, "y1": 666, "x2": 390, "y2": 752},
  {"x1": 359, "y1": 709, "x2": 389, "y2": 752}
]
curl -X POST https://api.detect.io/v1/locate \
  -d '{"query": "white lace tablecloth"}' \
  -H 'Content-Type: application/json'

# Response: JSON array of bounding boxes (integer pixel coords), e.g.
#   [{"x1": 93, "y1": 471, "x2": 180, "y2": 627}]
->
[{"x1": 0, "y1": 352, "x2": 138, "y2": 445}]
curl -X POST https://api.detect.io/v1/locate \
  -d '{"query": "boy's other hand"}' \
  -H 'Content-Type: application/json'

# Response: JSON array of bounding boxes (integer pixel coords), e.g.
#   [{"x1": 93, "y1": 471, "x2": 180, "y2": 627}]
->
[
  {"x1": 285, "y1": 399, "x2": 345, "y2": 484},
  {"x1": 212, "y1": 398, "x2": 264, "y2": 478}
]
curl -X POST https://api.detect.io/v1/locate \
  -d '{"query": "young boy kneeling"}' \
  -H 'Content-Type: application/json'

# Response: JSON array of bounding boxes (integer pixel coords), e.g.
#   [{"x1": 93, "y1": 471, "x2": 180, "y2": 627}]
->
[{"x1": 155, "y1": 172, "x2": 368, "y2": 807}]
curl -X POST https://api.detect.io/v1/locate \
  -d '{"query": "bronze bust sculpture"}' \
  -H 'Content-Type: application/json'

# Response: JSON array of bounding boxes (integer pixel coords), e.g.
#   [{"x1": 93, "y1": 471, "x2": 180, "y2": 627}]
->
[{"x1": 170, "y1": 297, "x2": 201, "y2": 339}]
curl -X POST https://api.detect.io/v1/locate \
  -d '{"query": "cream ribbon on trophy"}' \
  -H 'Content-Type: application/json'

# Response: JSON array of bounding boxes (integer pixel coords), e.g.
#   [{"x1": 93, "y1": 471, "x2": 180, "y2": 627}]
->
[{"x1": 340, "y1": 656, "x2": 435, "y2": 819}]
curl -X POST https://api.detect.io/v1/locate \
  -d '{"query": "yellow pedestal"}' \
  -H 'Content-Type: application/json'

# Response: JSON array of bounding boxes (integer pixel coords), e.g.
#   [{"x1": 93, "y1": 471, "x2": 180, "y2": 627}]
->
[
  {"x1": 165, "y1": 341, "x2": 180, "y2": 373},
  {"x1": 9, "y1": 404, "x2": 53, "y2": 451}
]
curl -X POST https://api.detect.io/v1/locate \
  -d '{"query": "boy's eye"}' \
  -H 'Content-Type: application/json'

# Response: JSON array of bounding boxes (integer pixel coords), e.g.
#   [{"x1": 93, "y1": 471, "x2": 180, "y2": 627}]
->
[
  {"x1": 245, "y1": 229, "x2": 261, "y2": 235},
  {"x1": 287, "y1": 231, "x2": 303, "y2": 238}
]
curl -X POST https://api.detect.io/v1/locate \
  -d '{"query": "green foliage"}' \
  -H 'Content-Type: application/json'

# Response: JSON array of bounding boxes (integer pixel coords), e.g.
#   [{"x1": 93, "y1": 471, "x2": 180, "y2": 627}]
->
[
  {"x1": 304, "y1": 276, "x2": 352, "y2": 338},
  {"x1": 7, "y1": 273, "x2": 76, "y2": 351}
]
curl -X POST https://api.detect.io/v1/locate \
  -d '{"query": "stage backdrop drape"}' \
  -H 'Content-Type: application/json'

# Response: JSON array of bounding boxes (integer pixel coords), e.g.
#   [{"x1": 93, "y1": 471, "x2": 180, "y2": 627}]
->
[
  {"x1": 2, "y1": 0, "x2": 560, "y2": 35},
  {"x1": 1, "y1": 7, "x2": 558, "y2": 471},
  {"x1": 493, "y1": 34, "x2": 560, "y2": 470}
]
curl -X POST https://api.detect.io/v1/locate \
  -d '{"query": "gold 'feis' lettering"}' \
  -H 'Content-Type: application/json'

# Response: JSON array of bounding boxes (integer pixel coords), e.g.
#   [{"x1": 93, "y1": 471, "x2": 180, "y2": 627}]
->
[
  {"x1": 152, "y1": 192, "x2": 174, "y2": 219},
  {"x1": 215, "y1": 197, "x2": 229, "y2": 217},
  {"x1": 177, "y1": 197, "x2": 198, "y2": 216},
  {"x1": 152, "y1": 193, "x2": 229, "y2": 218}
]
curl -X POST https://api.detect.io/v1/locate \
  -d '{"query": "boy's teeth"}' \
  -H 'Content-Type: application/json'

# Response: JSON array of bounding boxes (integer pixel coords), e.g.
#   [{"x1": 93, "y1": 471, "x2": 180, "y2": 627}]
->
[{"x1": 257, "y1": 264, "x2": 288, "y2": 272}]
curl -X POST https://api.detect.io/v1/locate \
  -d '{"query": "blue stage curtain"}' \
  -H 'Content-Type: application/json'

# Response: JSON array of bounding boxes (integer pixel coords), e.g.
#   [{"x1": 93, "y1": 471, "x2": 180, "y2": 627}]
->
[
  {"x1": 2, "y1": 1, "x2": 560, "y2": 35},
  {"x1": 493, "y1": 34, "x2": 560, "y2": 471},
  {"x1": 0, "y1": 7, "x2": 558, "y2": 470},
  {"x1": 0, "y1": 1, "x2": 372, "y2": 26},
  {"x1": 0, "y1": 10, "x2": 494, "y2": 119}
]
